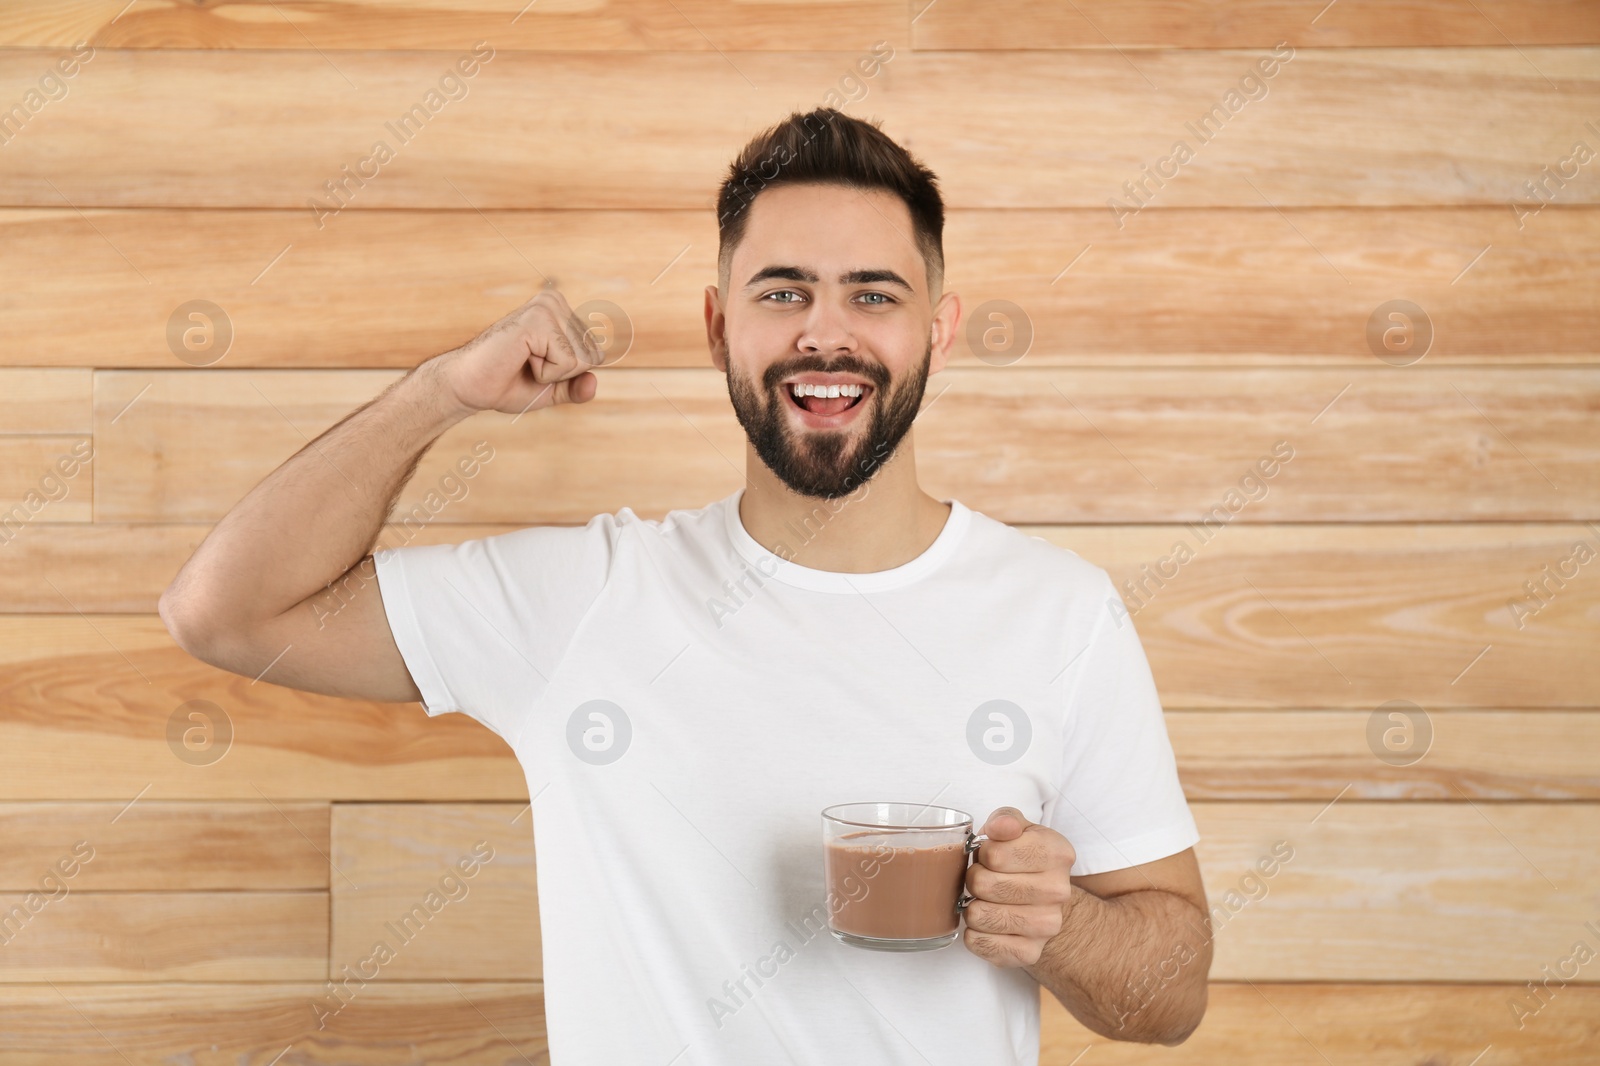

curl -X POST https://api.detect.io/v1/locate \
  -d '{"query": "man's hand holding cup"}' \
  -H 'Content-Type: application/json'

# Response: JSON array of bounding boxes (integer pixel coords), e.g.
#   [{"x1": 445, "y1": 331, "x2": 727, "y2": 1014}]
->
[{"x1": 961, "y1": 808, "x2": 1077, "y2": 968}]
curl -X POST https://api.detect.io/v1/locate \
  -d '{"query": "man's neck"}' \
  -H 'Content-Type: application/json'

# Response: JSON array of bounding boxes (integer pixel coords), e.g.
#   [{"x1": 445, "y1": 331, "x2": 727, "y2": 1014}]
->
[{"x1": 736, "y1": 440, "x2": 952, "y2": 574}]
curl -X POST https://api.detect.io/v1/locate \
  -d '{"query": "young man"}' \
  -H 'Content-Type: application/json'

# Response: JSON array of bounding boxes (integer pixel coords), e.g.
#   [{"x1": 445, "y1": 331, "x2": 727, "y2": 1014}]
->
[{"x1": 160, "y1": 108, "x2": 1210, "y2": 1064}]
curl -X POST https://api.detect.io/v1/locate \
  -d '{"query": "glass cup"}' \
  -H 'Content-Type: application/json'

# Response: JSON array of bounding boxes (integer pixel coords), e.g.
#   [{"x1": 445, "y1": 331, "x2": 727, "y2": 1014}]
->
[{"x1": 820, "y1": 802, "x2": 989, "y2": 952}]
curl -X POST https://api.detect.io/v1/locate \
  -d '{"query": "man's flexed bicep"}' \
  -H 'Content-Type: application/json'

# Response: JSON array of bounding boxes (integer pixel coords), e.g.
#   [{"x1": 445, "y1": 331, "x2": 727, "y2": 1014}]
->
[{"x1": 167, "y1": 552, "x2": 424, "y2": 704}]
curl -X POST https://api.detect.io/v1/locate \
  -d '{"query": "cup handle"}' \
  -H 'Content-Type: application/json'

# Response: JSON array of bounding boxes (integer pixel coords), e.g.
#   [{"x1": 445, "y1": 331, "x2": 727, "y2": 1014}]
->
[{"x1": 955, "y1": 832, "x2": 989, "y2": 912}]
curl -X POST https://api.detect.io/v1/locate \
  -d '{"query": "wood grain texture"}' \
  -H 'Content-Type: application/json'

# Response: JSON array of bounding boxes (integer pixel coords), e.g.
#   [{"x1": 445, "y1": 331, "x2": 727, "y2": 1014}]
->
[
  {"x1": 1192, "y1": 801, "x2": 1599, "y2": 981},
  {"x1": 1040, "y1": 982, "x2": 1600, "y2": 1064},
  {"x1": 909, "y1": 47, "x2": 1600, "y2": 209},
  {"x1": 0, "y1": 981, "x2": 547, "y2": 1064},
  {"x1": 0, "y1": 981, "x2": 1595, "y2": 1063},
  {"x1": 6, "y1": 0, "x2": 1599, "y2": 51},
  {"x1": 6, "y1": 207, "x2": 1598, "y2": 370},
  {"x1": 0, "y1": 435, "x2": 91, "y2": 523},
  {"x1": 0, "y1": 892, "x2": 326, "y2": 981},
  {"x1": 0, "y1": 208, "x2": 715, "y2": 369},
  {"x1": 0, "y1": 0, "x2": 906, "y2": 51},
  {"x1": 946, "y1": 206, "x2": 1600, "y2": 364},
  {"x1": 15, "y1": 800, "x2": 1567, "y2": 985},
  {"x1": 331, "y1": 803, "x2": 538, "y2": 979},
  {"x1": 2, "y1": 522, "x2": 1595, "y2": 714},
  {"x1": 4, "y1": 604, "x2": 1597, "y2": 795},
  {"x1": 0, "y1": 519, "x2": 519, "y2": 611},
  {"x1": 90, "y1": 368, "x2": 1600, "y2": 524},
  {"x1": 1047, "y1": 523, "x2": 1600, "y2": 709},
  {"x1": 0, "y1": 615, "x2": 527, "y2": 802},
  {"x1": 917, "y1": 1, "x2": 1600, "y2": 49},
  {"x1": 2, "y1": 48, "x2": 1595, "y2": 209},
  {"x1": 1169, "y1": 710, "x2": 1600, "y2": 800},
  {"x1": 0, "y1": 802, "x2": 329, "y2": 889},
  {"x1": 0, "y1": 368, "x2": 91, "y2": 429}
]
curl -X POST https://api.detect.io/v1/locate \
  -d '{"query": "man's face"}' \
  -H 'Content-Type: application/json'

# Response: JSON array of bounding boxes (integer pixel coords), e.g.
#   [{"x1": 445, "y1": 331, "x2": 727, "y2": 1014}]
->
[{"x1": 706, "y1": 182, "x2": 957, "y2": 500}]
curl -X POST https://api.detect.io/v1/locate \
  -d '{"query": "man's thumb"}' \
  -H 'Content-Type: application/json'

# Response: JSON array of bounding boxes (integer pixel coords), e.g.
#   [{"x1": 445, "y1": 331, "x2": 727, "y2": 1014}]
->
[
  {"x1": 557, "y1": 371, "x2": 598, "y2": 405},
  {"x1": 984, "y1": 807, "x2": 1029, "y2": 840}
]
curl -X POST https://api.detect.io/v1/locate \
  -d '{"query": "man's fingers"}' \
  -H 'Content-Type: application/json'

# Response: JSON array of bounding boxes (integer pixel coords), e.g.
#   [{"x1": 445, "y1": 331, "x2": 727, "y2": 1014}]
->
[
  {"x1": 961, "y1": 927, "x2": 1045, "y2": 968},
  {"x1": 966, "y1": 861, "x2": 1072, "y2": 906},
  {"x1": 535, "y1": 288, "x2": 602, "y2": 365},
  {"x1": 552, "y1": 302, "x2": 602, "y2": 372},
  {"x1": 524, "y1": 308, "x2": 577, "y2": 383},
  {"x1": 961, "y1": 901, "x2": 1064, "y2": 940}
]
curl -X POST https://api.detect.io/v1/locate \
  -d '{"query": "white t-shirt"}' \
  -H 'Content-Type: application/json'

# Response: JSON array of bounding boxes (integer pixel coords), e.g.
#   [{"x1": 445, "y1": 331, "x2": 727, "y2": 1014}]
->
[{"x1": 373, "y1": 487, "x2": 1199, "y2": 1065}]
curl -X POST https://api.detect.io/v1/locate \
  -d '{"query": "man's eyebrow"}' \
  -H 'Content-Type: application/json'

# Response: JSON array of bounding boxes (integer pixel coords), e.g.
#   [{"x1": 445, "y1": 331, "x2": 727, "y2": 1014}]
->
[
  {"x1": 841, "y1": 269, "x2": 915, "y2": 292},
  {"x1": 742, "y1": 266, "x2": 916, "y2": 293},
  {"x1": 744, "y1": 265, "x2": 817, "y2": 289}
]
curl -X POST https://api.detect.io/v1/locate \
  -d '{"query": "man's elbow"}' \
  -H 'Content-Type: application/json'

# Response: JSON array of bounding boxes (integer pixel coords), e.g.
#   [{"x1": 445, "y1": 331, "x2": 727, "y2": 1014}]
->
[
  {"x1": 1155, "y1": 1018, "x2": 1202, "y2": 1047},
  {"x1": 1152, "y1": 987, "x2": 1207, "y2": 1046},
  {"x1": 158, "y1": 583, "x2": 227, "y2": 663}
]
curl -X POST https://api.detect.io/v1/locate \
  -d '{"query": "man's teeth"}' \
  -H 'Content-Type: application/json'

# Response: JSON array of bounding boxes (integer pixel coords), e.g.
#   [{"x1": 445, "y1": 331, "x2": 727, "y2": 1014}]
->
[{"x1": 789, "y1": 383, "x2": 865, "y2": 398}]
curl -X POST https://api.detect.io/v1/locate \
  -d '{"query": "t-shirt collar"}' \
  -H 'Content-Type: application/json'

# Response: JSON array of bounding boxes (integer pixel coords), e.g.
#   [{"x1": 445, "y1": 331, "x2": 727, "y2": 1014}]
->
[{"x1": 721, "y1": 485, "x2": 970, "y2": 594}]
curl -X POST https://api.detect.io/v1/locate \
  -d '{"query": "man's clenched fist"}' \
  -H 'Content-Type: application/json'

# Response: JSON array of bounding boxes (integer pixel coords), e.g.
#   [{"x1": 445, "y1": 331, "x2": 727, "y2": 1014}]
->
[{"x1": 435, "y1": 287, "x2": 604, "y2": 417}]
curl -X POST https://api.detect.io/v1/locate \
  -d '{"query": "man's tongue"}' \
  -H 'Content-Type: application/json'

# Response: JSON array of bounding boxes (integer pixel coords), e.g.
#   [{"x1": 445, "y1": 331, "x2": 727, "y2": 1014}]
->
[{"x1": 800, "y1": 393, "x2": 855, "y2": 416}]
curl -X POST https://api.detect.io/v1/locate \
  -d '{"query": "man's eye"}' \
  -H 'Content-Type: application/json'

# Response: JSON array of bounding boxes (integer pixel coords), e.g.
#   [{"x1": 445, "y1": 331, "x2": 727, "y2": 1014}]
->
[
  {"x1": 764, "y1": 291, "x2": 802, "y2": 303},
  {"x1": 859, "y1": 292, "x2": 892, "y2": 305}
]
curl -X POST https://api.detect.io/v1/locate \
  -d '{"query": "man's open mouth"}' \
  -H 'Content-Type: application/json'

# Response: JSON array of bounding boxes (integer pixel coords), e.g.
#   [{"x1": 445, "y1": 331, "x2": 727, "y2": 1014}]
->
[{"x1": 785, "y1": 382, "x2": 871, "y2": 417}]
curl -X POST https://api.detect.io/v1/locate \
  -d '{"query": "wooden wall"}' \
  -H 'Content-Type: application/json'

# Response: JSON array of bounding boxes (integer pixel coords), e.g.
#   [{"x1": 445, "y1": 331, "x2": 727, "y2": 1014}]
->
[{"x1": 2, "y1": 1, "x2": 1597, "y2": 1061}]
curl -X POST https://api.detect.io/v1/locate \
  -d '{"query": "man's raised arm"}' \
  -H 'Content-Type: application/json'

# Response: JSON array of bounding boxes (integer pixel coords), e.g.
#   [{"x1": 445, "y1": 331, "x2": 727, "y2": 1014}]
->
[{"x1": 157, "y1": 289, "x2": 604, "y2": 703}]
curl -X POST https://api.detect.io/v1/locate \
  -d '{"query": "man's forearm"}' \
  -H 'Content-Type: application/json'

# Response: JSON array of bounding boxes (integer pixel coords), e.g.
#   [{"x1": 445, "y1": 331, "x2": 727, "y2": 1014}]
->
[
  {"x1": 162, "y1": 357, "x2": 471, "y2": 636},
  {"x1": 1024, "y1": 885, "x2": 1212, "y2": 1045}
]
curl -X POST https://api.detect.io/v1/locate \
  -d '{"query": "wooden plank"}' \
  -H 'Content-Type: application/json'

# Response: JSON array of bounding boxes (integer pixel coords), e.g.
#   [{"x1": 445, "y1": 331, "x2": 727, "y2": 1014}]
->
[
  {"x1": 1192, "y1": 802, "x2": 1600, "y2": 981},
  {"x1": 1041, "y1": 982, "x2": 1600, "y2": 1064},
  {"x1": 8, "y1": 0, "x2": 1598, "y2": 51},
  {"x1": 6, "y1": 207, "x2": 1598, "y2": 370},
  {"x1": 0, "y1": 982, "x2": 545, "y2": 1063},
  {"x1": 338, "y1": 801, "x2": 1600, "y2": 983},
  {"x1": 0, "y1": 519, "x2": 520, "y2": 611},
  {"x1": 0, "y1": 368, "x2": 91, "y2": 429},
  {"x1": 0, "y1": 48, "x2": 908, "y2": 209},
  {"x1": 0, "y1": 0, "x2": 905, "y2": 51},
  {"x1": 2, "y1": 49, "x2": 1594, "y2": 209},
  {"x1": 0, "y1": 801, "x2": 1562, "y2": 984},
  {"x1": 918, "y1": 1, "x2": 1600, "y2": 49},
  {"x1": 0, "y1": 207, "x2": 716, "y2": 369},
  {"x1": 945, "y1": 206, "x2": 1600, "y2": 365},
  {"x1": 1047, "y1": 523, "x2": 1600, "y2": 709},
  {"x1": 911, "y1": 48, "x2": 1600, "y2": 209},
  {"x1": 331, "y1": 803, "x2": 538, "y2": 979},
  {"x1": 1, "y1": 521, "x2": 1595, "y2": 715},
  {"x1": 0, "y1": 802, "x2": 329, "y2": 890},
  {"x1": 0, "y1": 435, "x2": 91, "y2": 525},
  {"x1": 0, "y1": 892, "x2": 326, "y2": 981},
  {"x1": 0, "y1": 615, "x2": 528, "y2": 802},
  {"x1": 0, "y1": 981, "x2": 1594, "y2": 1064},
  {"x1": 91, "y1": 368, "x2": 1600, "y2": 523},
  {"x1": 1170, "y1": 710, "x2": 1600, "y2": 800},
  {"x1": 2, "y1": 515, "x2": 1595, "y2": 798},
  {"x1": 4, "y1": 607, "x2": 1597, "y2": 794}
]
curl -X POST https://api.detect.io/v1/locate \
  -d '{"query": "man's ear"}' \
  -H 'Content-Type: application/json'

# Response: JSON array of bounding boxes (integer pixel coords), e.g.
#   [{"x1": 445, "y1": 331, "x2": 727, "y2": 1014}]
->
[
  {"x1": 705, "y1": 284, "x2": 728, "y2": 372},
  {"x1": 928, "y1": 289, "x2": 961, "y2": 376}
]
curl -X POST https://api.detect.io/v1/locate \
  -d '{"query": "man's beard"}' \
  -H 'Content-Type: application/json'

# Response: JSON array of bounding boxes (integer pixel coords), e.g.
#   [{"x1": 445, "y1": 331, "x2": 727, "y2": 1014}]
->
[{"x1": 725, "y1": 342, "x2": 932, "y2": 500}]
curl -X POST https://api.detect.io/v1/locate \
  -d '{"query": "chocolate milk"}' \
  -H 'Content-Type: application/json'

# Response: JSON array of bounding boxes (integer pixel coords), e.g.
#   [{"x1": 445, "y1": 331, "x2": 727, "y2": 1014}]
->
[{"x1": 825, "y1": 830, "x2": 968, "y2": 940}]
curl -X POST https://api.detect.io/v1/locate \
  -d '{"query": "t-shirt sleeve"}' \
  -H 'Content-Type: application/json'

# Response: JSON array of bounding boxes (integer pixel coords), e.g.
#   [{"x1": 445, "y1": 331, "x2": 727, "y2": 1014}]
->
[
  {"x1": 1043, "y1": 575, "x2": 1200, "y2": 877},
  {"x1": 371, "y1": 513, "x2": 623, "y2": 747}
]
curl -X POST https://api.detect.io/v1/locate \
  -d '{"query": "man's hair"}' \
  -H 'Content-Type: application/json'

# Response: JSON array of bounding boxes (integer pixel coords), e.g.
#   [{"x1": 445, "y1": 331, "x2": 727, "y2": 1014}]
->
[{"x1": 716, "y1": 108, "x2": 945, "y2": 296}]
